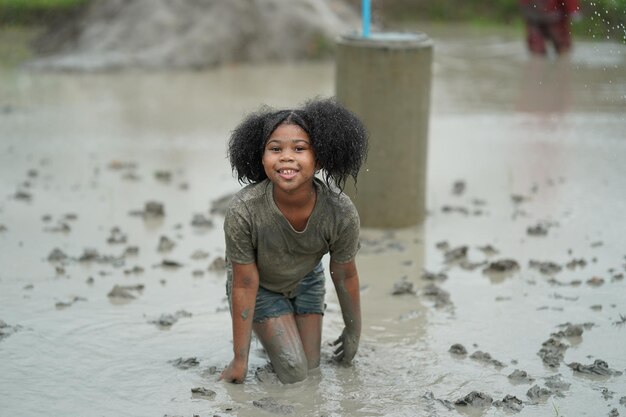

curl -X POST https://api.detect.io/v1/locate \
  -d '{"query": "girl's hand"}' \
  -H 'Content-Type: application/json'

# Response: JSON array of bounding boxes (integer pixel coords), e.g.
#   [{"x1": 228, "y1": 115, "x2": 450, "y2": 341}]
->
[
  {"x1": 332, "y1": 327, "x2": 359, "y2": 364},
  {"x1": 219, "y1": 359, "x2": 247, "y2": 383}
]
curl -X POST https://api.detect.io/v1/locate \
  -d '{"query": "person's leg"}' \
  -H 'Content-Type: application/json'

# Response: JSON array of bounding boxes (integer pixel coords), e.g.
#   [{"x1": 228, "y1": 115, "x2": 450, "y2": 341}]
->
[
  {"x1": 295, "y1": 313, "x2": 323, "y2": 369},
  {"x1": 292, "y1": 263, "x2": 326, "y2": 370},
  {"x1": 526, "y1": 22, "x2": 547, "y2": 55},
  {"x1": 253, "y1": 315, "x2": 309, "y2": 384},
  {"x1": 549, "y1": 19, "x2": 572, "y2": 55}
]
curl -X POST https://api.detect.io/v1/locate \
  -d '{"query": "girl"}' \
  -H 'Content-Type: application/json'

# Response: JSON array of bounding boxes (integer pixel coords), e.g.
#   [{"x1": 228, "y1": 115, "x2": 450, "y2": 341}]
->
[{"x1": 220, "y1": 97, "x2": 368, "y2": 384}]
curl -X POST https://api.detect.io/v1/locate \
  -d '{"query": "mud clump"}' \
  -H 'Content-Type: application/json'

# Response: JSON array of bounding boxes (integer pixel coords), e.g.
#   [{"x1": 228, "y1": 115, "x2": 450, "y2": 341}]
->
[
  {"x1": 529, "y1": 260, "x2": 562, "y2": 275},
  {"x1": 508, "y1": 369, "x2": 535, "y2": 384},
  {"x1": 55, "y1": 296, "x2": 87, "y2": 309},
  {"x1": 553, "y1": 322, "x2": 591, "y2": 338},
  {"x1": 526, "y1": 385, "x2": 552, "y2": 403},
  {"x1": 47, "y1": 248, "x2": 68, "y2": 262},
  {"x1": 129, "y1": 201, "x2": 165, "y2": 218},
  {"x1": 0, "y1": 320, "x2": 22, "y2": 341},
  {"x1": 527, "y1": 223, "x2": 549, "y2": 236},
  {"x1": 253, "y1": 397, "x2": 295, "y2": 415},
  {"x1": 149, "y1": 310, "x2": 192, "y2": 328},
  {"x1": 108, "y1": 284, "x2": 144, "y2": 299},
  {"x1": 567, "y1": 359, "x2": 623, "y2": 376},
  {"x1": 208, "y1": 257, "x2": 227, "y2": 272},
  {"x1": 566, "y1": 258, "x2": 587, "y2": 269},
  {"x1": 544, "y1": 374, "x2": 570, "y2": 396},
  {"x1": 469, "y1": 350, "x2": 506, "y2": 368},
  {"x1": 170, "y1": 357, "x2": 199, "y2": 370},
  {"x1": 421, "y1": 270, "x2": 448, "y2": 282},
  {"x1": 191, "y1": 214, "x2": 213, "y2": 228},
  {"x1": 30, "y1": 0, "x2": 359, "y2": 71},
  {"x1": 210, "y1": 193, "x2": 235, "y2": 216},
  {"x1": 422, "y1": 391, "x2": 455, "y2": 411},
  {"x1": 157, "y1": 259, "x2": 184, "y2": 268},
  {"x1": 421, "y1": 283, "x2": 451, "y2": 308},
  {"x1": 452, "y1": 180, "x2": 466, "y2": 196},
  {"x1": 391, "y1": 277, "x2": 415, "y2": 295},
  {"x1": 449, "y1": 343, "x2": 467, "y2": 356},
  {"x1": 107, "y1": 227, "x2": 127, "y2": 244},
  {"x1": 494, "y1": 395, "x2": 524, "y2": 413},
  {"x1": 157, "y1": 235, "x2": 176, "y2": 252},
  {"x1": 454, "y1": 391, "x2": 493, "y2": 408},
  {"x1": 483, "y1": 259, "x2": 520, "y2": 274},
  {"x1": 477, "y1": 244, "x2": 499, "y2": 256},
  {"x1": 443, "y1": 246, "x2": 468, "y2": 263},
  {"x1": 190, "y1": 387, "x2": 215, "y2": 400},
  {"x1": 191, "y1": 250, "x2": 210, "y2": 260},
  {"x1": 537, "y1": 336, "x2": 569, "y2": 368}
]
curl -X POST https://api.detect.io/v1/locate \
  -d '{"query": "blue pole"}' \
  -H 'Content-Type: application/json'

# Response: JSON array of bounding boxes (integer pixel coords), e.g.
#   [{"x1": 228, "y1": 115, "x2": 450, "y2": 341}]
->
[{"x1": 362, "y1": 0, "x2": 371, "y2": 38}]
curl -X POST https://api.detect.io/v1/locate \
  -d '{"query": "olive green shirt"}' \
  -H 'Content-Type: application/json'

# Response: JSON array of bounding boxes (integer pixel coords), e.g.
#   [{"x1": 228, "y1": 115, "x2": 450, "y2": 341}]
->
[{"x1": 224, "y1": 178, "x2": 360, "y2": 296}]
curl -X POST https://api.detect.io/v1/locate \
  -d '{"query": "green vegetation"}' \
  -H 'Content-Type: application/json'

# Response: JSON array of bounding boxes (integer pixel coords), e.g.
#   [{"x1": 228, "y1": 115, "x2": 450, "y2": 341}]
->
[
  {"x1": 360, "y1": 0, "x2": 626, "y2": 42},
  {"x1": 0, "y1": 0, "x2": 87, "y2": 25},
  {"x1": 1, "y1": 0, "x2": 624, "y2": 42},
  {"x1": 0, "y1": 26, "x2": 38, "y2": 67}
]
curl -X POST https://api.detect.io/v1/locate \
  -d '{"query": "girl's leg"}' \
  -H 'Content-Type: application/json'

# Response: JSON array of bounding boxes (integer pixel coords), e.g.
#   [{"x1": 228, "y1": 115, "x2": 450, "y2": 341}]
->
[
  {"x1": 295, "y1": 313, "x2": 323, "y2": 370},
  {"x1": 253, "y1": 314, "x2": 308, "y2": 384}
]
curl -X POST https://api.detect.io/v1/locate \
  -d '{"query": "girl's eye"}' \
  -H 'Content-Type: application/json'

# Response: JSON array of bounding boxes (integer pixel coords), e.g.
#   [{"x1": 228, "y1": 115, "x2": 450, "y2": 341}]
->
[
  {"x1": 295, "y1": 146, "x2": 307, "y2": 152},
  {"x1": 269, "y1": 147, "x2": 280, "y2": 152}
]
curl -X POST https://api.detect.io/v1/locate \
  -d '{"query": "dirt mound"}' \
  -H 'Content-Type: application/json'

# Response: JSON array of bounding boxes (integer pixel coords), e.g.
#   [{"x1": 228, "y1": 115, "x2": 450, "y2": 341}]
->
[{"x1": 29, "y1": 0, "x2": 359, "y2": 71}]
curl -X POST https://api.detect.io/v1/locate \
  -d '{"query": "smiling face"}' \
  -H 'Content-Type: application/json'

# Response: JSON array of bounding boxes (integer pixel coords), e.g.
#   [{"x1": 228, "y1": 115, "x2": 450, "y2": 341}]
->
[{"x1": 262, "y1": 123, "x2": 317, "y2": 195}]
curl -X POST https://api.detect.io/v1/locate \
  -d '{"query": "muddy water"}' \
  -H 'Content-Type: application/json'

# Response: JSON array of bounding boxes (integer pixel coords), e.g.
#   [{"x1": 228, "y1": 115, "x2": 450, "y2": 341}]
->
[{"x1": 1, "y1": 26, "x2": 625, "y2": 417}]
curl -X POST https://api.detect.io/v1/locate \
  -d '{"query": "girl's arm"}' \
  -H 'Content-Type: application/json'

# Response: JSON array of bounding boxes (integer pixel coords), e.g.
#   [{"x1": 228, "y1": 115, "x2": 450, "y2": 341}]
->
[
  {"x1": 220, "y1": 261, "x2": 259, "y2": 383},
  {"x1": 329, "y1": 259, "x2": 361, "y2": 364}
]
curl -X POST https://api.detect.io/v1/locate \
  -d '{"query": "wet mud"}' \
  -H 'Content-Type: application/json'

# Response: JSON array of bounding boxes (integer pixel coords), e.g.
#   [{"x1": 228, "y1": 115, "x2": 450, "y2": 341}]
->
[{"x1": 1, "y1": 23, "x2": 625, "y2": 417}]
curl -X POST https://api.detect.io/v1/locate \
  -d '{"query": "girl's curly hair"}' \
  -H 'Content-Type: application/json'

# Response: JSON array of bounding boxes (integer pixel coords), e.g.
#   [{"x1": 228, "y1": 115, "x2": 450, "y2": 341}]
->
[{"x1": 227, "y1": 97, "x2": 368, "y2": 192}]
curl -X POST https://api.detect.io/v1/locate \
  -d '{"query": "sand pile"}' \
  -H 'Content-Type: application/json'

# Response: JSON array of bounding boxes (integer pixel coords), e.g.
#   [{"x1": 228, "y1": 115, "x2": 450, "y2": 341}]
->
[{"x1": 30, "y1": 0, "x2": 359, "y2": 71}]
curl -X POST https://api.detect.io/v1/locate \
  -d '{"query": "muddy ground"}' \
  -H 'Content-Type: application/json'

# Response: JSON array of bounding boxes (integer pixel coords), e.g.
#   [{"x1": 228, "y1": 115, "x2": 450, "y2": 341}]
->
[
  {"x1": 1, "y1": 24, "x2": 625, "y2": 417},
  {"x1": 29, "y1": 0, "x2": 359, "y2": 71}
]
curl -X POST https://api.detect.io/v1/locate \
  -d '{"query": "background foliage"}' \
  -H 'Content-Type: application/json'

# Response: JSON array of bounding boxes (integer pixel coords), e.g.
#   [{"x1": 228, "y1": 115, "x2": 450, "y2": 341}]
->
[{"x1": 1, "y1": 0, "x2": 624, "y2": 41}]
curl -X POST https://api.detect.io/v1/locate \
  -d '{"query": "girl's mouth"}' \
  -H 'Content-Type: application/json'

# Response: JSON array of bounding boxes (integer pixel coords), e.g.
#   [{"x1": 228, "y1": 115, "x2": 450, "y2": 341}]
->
[{"x1": 278, "y1": 168, "x2": 298, "y2": 180}]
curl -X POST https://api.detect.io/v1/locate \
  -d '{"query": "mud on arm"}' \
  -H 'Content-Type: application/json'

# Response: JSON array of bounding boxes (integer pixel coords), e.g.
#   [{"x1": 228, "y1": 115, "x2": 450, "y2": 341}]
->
[
  {"x1": 220, "y1": 261, "x2": 259, "y2": 383},
  {"x1": 329, "y1": 259, "x2": 362, "y2": 364}
]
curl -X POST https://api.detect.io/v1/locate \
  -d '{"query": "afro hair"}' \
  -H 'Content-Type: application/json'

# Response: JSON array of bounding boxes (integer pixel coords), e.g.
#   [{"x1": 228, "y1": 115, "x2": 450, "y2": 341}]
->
[{"x1": 227, "y1": 97, "x2": 368, "y2": 192}]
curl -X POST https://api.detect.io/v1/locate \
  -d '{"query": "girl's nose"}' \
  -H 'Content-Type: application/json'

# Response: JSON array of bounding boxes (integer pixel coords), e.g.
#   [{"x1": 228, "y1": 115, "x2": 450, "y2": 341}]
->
[{"x1": 279, "y1": 151, "x2": 294, "y2": 162}]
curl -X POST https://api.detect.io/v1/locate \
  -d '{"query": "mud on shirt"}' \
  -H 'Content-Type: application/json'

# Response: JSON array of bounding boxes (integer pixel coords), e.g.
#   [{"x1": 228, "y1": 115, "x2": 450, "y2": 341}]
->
[{"x1": 224, "y1": 178, "x2": 360, "y2": 297}]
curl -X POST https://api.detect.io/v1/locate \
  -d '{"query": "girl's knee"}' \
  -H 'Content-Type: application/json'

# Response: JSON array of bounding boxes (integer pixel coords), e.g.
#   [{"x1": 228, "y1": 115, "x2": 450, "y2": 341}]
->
[{"x1": 273, "y1": 352, "x2": 308, "y2": 384}]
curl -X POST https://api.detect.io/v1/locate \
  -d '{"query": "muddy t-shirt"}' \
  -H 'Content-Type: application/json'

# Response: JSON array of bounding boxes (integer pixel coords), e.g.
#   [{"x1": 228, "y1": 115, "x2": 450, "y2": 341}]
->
[{"x1": 224, "y1": 178, "x2": 360, "y2": 296}]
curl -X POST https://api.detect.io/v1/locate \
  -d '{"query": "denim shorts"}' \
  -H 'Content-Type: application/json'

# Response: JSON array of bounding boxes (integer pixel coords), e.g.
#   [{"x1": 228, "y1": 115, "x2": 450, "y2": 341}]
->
[{"x1": 226, "y1": 262, "x2": 326, "y2": 323}]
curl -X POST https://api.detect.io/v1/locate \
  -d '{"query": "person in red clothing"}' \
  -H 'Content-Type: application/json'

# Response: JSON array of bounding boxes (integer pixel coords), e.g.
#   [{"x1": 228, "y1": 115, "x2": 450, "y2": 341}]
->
[{"x1": 519, "y1": 0, "x2": 581, "y2": 55}]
